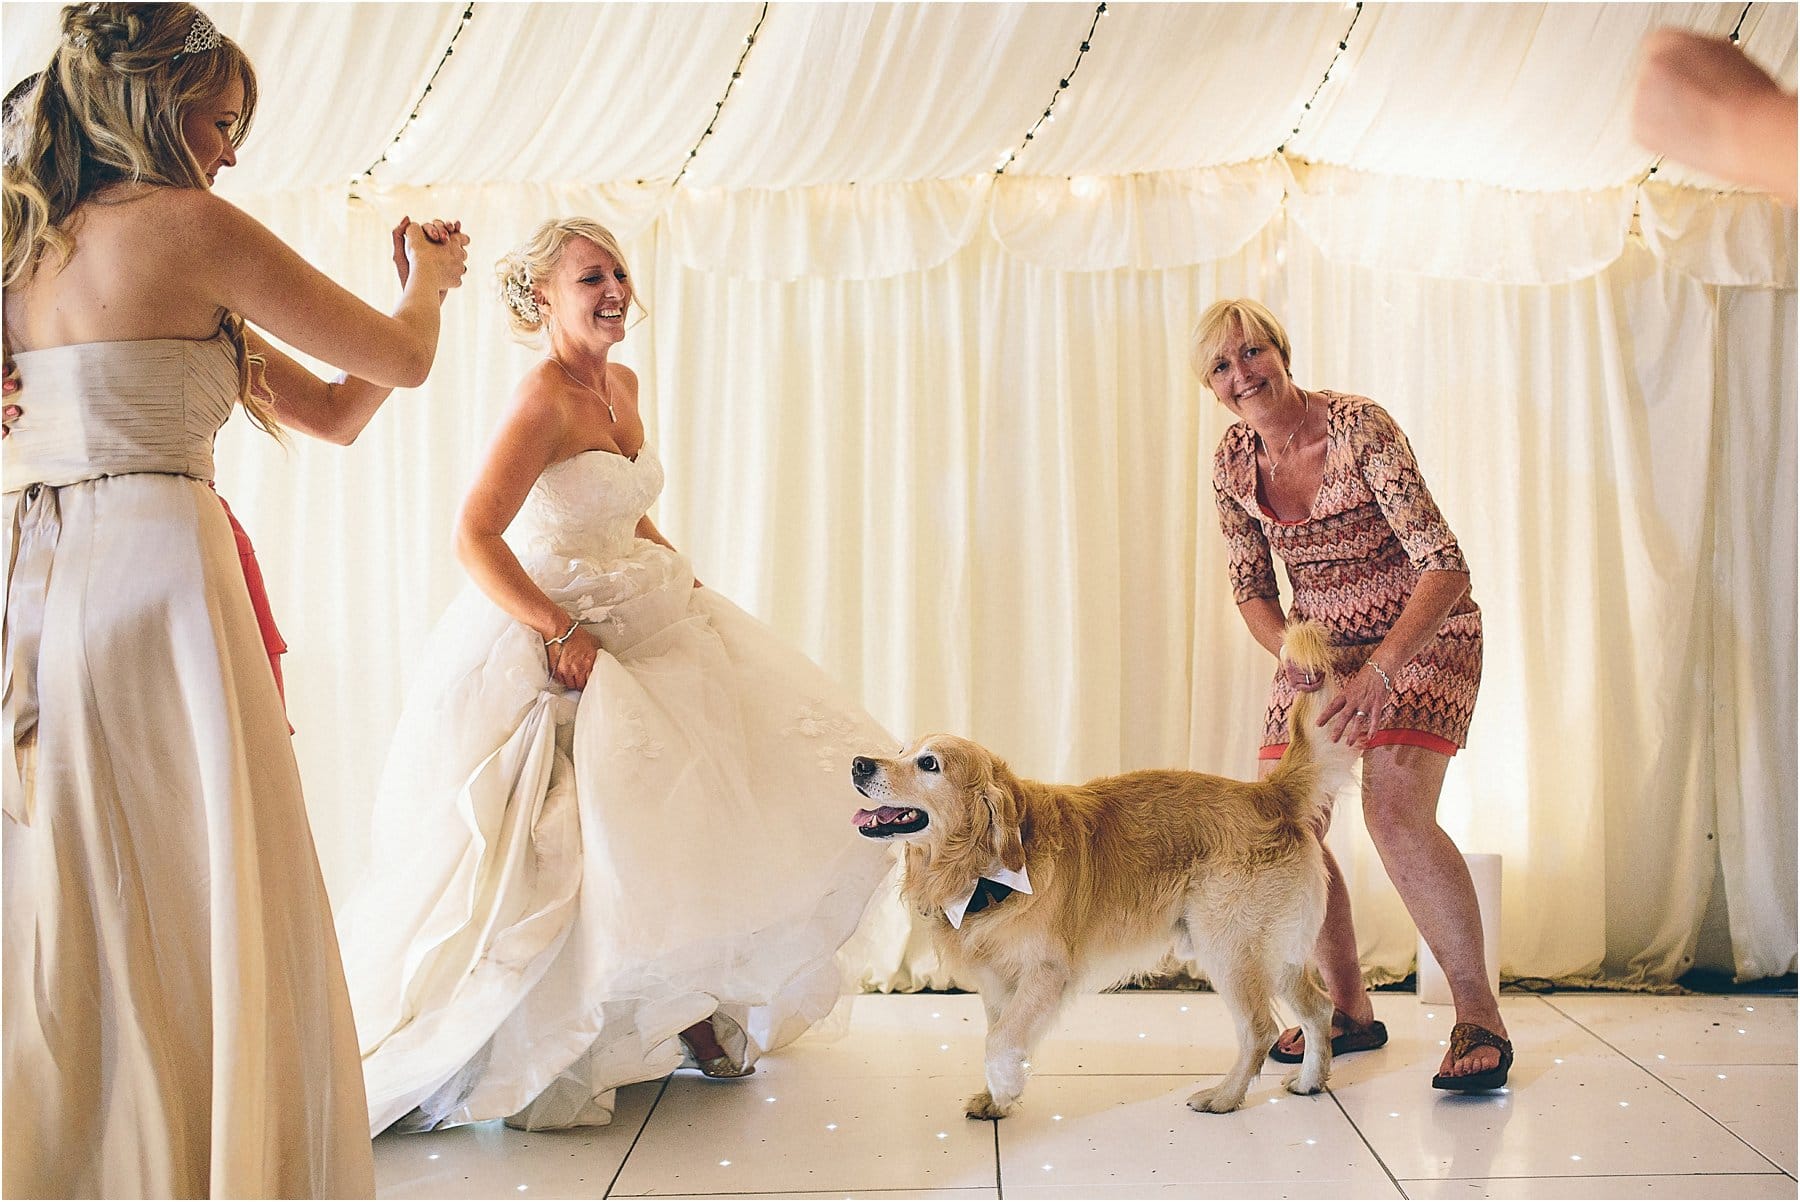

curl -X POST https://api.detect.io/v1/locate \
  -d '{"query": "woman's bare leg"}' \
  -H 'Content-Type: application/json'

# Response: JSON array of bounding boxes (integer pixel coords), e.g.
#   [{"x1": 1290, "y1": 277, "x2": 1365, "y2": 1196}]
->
[{"x1": 1361, "y1": 744, "x2": 1506, "y2": 1078}]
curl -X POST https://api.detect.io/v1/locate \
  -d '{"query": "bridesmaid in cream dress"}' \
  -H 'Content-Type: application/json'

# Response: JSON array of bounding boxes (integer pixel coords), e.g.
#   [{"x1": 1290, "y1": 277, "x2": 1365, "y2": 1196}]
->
[{"x1": 1, "y1": 5, "x2": 468, "y2": 1196}]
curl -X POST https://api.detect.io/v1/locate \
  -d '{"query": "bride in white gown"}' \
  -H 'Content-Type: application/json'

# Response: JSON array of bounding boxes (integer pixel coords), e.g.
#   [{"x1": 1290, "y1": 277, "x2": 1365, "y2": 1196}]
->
[{"x1": 338, "y1": 217, "x2": 898, "y2": 1134}]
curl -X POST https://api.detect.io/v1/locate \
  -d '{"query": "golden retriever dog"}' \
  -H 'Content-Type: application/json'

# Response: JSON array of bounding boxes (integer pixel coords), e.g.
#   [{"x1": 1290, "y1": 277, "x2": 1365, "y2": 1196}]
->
[{"x1": 850, "y1": 622, "x2": 1357, "y2": 1119}]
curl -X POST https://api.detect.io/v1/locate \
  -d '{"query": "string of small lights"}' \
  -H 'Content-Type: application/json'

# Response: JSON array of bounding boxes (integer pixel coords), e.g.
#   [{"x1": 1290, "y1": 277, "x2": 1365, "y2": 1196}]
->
[
  {"x1": 994, "y1": 2, "x2": 1107, "y2": 175},
  {"x1": 671, "y1": 3, "x2": 770, "y2": 188},
  {"x1": 1728, "y1": 1, "x2": 1756, "y2": 43},
  {"x1": 1645, "y1": 1, "x2": 1756, "y2": 180},
  {"x1": 361, "y1": 2, "x2": 475, "y2": 181},
  {"x1": 1277, "y1": 2, "x2": 1363, "y2": 155}
]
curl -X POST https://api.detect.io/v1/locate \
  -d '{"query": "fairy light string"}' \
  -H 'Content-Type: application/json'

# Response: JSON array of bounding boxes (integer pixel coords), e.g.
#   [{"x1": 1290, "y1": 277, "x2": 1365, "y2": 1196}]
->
[
  {"x1": 995, "y1": 2, "x2": 1107, "y2": 175},
  {"x1": 1727, "y1": 2, "x2": 1756, "y2": 47},
  {"x1": 1277, "y1": 2, "x2": 1364, "y2": 156},
  {"x1": 362, "y1": 2, "x2": 475, "y2": 181},
  {"x1": 671, "y1": 3, "x2": 770, "y2": 188}
]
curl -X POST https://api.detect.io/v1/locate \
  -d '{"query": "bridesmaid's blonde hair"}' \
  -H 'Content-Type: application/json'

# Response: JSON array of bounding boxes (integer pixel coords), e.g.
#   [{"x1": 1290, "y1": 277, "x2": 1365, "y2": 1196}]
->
[
  {"x1": 2, "y1": 3, "x2": 278, "y2": 437},
  {"x1": 495, "y1": 217, "x2": 646, "y2": 341},
  {"x1": 1190, "y1": 298, "x2": 1294, "y2": 387}
]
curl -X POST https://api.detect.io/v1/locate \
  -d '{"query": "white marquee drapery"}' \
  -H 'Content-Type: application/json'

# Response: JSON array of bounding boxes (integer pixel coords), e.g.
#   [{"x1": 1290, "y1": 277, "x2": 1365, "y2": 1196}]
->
[{"x1": 4, "y1": 2, "x2": 1794, "y2": 985}]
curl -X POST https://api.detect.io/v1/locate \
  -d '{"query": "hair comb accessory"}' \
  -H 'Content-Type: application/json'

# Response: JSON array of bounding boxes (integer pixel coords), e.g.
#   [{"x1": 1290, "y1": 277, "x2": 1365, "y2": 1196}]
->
[{"x1": 503, "y1": 275, "x2": 541, "y2": 323}]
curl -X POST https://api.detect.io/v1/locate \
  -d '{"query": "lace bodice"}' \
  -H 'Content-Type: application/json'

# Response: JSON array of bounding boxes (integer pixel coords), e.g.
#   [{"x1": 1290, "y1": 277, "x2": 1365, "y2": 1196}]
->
[
  {"x1": 511, "y1": 445, "x2": 689, "y2": 653},
  {"x1": 518, "y1": 446, "x2": 664, "y2": 563}
]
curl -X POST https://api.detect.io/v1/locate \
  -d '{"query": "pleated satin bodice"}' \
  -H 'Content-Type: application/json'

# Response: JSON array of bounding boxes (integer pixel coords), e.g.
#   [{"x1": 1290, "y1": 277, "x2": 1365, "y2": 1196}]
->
[{"x1": 5, "y1": 334, "x2": 237, "y2": 490}]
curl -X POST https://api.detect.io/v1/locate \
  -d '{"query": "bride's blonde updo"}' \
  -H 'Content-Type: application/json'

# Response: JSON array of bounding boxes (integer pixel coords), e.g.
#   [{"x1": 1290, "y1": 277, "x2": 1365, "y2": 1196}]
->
[{"x1": 495, "y1": 217, "x2": 643, "y2": 341}]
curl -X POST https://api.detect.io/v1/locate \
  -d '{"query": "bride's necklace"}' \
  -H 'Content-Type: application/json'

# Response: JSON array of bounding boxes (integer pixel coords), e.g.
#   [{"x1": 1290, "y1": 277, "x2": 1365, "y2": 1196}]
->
[
  {"x1": 1258, "y1": 391, "x2": 1309, "y2": 477},
  {"x1": 548, "y1": 354, "x2": 616, "y2": 422}
]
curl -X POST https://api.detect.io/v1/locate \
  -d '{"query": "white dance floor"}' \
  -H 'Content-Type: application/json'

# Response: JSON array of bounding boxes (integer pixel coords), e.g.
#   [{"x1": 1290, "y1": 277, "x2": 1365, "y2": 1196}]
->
[{"x1": 374, "y1": 990, "x2": 1796, "y2": 1200}]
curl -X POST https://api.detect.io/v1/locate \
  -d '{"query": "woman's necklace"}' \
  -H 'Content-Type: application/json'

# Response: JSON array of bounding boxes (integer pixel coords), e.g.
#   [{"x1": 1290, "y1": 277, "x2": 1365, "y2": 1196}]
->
[
  {"x1": 1258, "y1": 391, "x2": 1308, "y2": 477},
  {"x1": 549, "y1": 354, "x2": 615, "y2": 422}
]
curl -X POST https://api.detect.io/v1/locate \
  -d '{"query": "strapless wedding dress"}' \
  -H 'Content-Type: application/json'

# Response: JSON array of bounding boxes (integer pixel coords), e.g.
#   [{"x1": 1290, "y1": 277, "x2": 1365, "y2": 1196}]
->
[{"x1": 338, "y1": 445, "x2": 896, "y2": 1133}]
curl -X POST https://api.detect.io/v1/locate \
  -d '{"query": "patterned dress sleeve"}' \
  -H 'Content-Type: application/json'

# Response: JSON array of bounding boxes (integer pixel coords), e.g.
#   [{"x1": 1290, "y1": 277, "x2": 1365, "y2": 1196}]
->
[
  {"x1": 1350, "y1": 401, "x2": 1468, "y2": 574},
  {"x1": 1212, "y1": 433, "x2": 1281, "y2": 603}
]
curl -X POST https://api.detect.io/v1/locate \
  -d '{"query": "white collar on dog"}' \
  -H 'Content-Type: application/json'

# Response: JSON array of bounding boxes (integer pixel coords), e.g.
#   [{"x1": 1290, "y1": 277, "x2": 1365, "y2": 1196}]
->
[{"x1": 944, "y1": 862, "x2": 1033, "y2": 929}]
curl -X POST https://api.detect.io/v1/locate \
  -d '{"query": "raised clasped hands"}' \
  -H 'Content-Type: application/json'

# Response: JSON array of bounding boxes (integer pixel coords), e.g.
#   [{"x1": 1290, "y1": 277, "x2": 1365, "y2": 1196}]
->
[
  {"x1": 391, "y1": 216, "x2": 471, "y2": 297},
  {"x1": 545, "y1": 622, "x2": 600, "y2": 692}
]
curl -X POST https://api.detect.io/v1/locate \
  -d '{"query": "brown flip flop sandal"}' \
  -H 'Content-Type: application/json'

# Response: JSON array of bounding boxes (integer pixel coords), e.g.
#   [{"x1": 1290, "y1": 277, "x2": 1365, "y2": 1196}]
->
[
  {"x1": 1431, "y1": 1021, "x2": 1513, "y2": 1092},
  {"x1": 1268, "y1": 1008, "x2": 1389, "y2": 1065}
]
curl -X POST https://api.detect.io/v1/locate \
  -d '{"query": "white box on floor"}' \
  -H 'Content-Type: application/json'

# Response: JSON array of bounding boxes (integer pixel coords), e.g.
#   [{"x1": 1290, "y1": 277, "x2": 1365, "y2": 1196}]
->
[{"x1": 1416, "y1": 852, "x2": 1500, "y2": 1005}]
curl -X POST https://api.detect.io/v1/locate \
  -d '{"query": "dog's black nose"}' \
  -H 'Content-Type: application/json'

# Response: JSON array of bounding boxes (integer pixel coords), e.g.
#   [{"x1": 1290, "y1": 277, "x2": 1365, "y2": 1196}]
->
[{"x1": 851, "y1": 756, "x2": 877, "y2": 780}]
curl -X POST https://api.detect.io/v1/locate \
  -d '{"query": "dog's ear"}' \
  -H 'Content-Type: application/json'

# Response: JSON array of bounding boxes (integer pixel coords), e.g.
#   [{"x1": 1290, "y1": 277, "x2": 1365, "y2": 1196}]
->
[{"x1": 980, "y1": 763, "x2": 1026, "y2": 874}]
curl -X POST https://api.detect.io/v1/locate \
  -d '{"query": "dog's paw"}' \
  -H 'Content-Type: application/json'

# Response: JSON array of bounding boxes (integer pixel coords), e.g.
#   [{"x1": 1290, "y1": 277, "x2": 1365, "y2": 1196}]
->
[
  {"x1": 964, "y1": 1090, "x2": 1015, "y2": 1120},
  {"x1": 1282, "y1": 1067, "x2": 1326, "y2": 1096},
  {"x1": 1186, "y1": 1083, "x2": 1247, "y2": 1114}
]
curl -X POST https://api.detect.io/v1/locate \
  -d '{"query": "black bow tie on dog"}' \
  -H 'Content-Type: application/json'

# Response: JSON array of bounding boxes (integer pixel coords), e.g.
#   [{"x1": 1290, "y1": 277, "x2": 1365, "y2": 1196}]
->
[{"x1": 963, "y1": 877, "x2": 1015, "y2": 917}]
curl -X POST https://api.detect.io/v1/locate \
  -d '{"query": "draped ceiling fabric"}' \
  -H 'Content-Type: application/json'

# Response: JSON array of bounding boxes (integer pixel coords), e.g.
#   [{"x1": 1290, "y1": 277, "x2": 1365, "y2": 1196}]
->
[{"x1": 4, "y1": 3, "x2": 1794, "y2": 986}]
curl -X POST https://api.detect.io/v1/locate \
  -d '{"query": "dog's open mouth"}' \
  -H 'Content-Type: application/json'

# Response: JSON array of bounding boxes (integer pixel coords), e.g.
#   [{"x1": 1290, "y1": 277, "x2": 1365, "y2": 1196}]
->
[{"x1": 852, "y1": 806, "x2": 929, "y2": 838}]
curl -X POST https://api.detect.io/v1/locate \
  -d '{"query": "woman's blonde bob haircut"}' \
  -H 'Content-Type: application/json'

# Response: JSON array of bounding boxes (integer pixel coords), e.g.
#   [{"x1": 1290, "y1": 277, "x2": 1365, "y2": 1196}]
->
[
  {"x1": 1189, "y1": 298, "x2": 1293, "y2": 386},
  {"x1": 495, "y1": 217, "x2": 645, "y2": 341}
]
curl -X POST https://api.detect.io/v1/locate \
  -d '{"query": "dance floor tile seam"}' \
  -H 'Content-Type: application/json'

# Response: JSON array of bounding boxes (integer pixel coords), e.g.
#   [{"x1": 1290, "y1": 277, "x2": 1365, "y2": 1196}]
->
[
  {"x1": 1541, "y1": 995, "x2": 1798, "y2": 1067},
  {"x1": 1648, "y1": 1063, "x2": 1800, "y2": 1175},
  {"x1": 1590, "y1": 1045, "x2": 1798, "y2": 1176},
  {"x1": 603, "y1": 1076, "x2": 671, "y2": 1200},
  {"x1": 1640, "y1": 1074, "x2": 1796, "y2": 1177},
  {"x1": 1323, "y1": 1086, "x2": 1409, "y2": 1200},
  {"x1": 1572, "y1": 1051, "x2": 1795, "y2": 1176}
]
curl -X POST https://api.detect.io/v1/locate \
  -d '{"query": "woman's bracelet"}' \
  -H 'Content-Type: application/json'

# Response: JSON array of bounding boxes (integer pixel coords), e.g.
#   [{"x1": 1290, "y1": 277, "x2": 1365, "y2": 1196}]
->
[
  {"x1": 1367, "y1": 659, "x2": 1395, "y2": 693},
  {"x1": 544, "y1": 616, "x2": 581, "y2": 647}
]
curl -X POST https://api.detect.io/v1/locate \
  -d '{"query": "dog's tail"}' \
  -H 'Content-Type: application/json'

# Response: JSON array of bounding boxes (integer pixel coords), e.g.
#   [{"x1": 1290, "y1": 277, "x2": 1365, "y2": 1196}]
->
[{"x1": 1265, "y1": 620, "x2": 1358, "y2": 830}]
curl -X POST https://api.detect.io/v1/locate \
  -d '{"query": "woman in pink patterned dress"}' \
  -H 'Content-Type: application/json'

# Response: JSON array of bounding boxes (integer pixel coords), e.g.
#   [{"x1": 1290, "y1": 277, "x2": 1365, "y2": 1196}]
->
[{"x1": 1194, "y1": 298, "x2": 1511, "y2": 1092}]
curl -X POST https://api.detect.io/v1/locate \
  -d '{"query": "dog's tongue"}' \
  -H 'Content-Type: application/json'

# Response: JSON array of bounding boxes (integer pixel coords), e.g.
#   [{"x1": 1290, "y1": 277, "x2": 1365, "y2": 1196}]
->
[{"x1": 853, "y1": 806, "x2": 909, "y2": 829}]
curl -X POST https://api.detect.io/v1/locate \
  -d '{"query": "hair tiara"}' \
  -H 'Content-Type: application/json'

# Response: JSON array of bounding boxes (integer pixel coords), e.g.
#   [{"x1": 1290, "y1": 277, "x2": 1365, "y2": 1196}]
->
[{"x1": 173, "y1": 11, "x2": 221, "y2": 59}]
